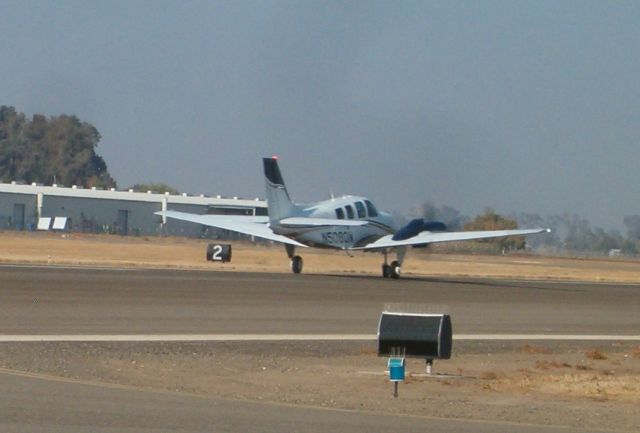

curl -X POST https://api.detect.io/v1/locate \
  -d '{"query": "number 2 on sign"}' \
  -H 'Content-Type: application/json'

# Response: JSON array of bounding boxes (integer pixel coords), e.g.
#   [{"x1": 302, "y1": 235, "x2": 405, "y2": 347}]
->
[{"x1": 212, "y1": 245, "x2": 223, "y2": 261}]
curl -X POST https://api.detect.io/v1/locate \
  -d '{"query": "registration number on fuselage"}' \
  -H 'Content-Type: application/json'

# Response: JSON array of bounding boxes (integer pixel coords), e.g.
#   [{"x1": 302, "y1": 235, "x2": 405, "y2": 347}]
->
[{"x1": 321, "y1": 231, "x2": 354, "y2": 245}]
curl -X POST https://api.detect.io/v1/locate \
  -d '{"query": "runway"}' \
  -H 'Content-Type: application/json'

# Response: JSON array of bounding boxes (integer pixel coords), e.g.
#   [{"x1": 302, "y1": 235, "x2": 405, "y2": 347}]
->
[
  {"x1": 1, "y1": 265, "x2": 638, "y2": 433},
  {"x1": 1, "y1": 265, "x2": 638, "y2": 335}
]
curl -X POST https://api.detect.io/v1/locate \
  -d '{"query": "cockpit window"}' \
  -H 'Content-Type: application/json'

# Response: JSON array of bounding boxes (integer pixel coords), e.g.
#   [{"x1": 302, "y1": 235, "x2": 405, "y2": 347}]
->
[
  {"x1": 364, "y1": 200, "x2": 378, "y2": 217},
  {"x1": 355, "y1": 201, "x2": 366, "y2": 218},
  {"x1": 335, "y1": 208, "x2": 345, "y2": 219},
  {"x1": 345, "y1": 205, "x2": 355, "y2": 219}
]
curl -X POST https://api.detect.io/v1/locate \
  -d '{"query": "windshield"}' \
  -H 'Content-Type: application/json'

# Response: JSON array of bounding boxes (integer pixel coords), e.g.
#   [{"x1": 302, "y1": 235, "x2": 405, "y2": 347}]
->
[{"x1": 364, "y1": 200, "x2": 378, "y2": 217}]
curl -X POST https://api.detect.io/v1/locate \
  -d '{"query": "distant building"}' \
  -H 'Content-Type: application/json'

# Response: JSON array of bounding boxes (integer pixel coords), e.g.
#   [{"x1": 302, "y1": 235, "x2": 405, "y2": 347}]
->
[{"x1": 0, "y1": 182, "x2": 266, "y2": 238}]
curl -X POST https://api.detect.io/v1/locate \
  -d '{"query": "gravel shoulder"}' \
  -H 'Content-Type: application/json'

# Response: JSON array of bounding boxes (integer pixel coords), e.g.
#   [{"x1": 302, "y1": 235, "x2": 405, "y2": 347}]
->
[{"x1": 1, "y1": 341, "x2": 639, "y2": 431}]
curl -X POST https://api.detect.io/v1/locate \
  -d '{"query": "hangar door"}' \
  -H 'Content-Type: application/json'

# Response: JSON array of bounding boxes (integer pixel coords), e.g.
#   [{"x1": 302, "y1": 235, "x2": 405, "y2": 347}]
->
[
  {"x1": 13, "y1": 204, "x2": 25, "y2": 231},
  {"x1": 117, "y1": 210, "x2": 129, "y2": 235}
]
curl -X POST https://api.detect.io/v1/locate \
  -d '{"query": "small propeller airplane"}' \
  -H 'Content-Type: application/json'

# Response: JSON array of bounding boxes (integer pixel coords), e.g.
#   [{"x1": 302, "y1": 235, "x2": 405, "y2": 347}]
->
[{"x1": 157, "y1": 157, "x2": 549, "y2": 278}]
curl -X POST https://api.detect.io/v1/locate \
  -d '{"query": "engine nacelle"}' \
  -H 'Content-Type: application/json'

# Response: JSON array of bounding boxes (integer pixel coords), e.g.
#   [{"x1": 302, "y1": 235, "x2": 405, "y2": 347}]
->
[{"x1": 392, "y1": 219, "x2": 447, "y2": 241}]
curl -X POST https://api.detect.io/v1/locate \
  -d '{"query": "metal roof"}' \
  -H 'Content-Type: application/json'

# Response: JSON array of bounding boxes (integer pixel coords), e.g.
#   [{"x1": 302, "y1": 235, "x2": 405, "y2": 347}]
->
[{"x1": 0, "y1": 182, "x2": 266, "y2": 208}]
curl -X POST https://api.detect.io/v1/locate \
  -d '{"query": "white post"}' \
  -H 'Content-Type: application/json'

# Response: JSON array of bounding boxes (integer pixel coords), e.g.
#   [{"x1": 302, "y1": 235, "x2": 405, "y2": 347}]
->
[
  {"x1": 161, "y1": 198, "x2": 167, "y2": 224},
  {"x1": 426, "y1": 359, "x2": 433, "y2": 376},
  {"x1": 36, "y1": 192, "x2": 43, "y2": 219}
]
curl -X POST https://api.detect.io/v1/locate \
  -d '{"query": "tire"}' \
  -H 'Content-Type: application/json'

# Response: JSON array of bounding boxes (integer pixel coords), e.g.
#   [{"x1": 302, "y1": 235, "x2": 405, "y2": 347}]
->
[
  {"x1": 291, "y1": 255, "x2": 303, "y2": 274},
  {"x1": 382, "y1": 264, "x2": 391, "y2": 278},
  {"x1": 389, "y1": 260, "x2": 401, "y2": 279}
]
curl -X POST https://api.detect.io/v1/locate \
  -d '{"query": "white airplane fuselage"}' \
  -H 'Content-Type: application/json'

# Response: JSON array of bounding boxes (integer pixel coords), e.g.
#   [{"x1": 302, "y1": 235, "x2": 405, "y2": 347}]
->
[{"x1": 269, "y1": 195, "x2": 397, "y2": 250}]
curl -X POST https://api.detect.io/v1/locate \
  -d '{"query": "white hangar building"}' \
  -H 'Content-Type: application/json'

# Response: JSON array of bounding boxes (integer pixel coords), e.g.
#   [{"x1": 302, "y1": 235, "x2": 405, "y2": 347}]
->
[{"x1": 0, "y1": 182, "x2": 267, "y2": 238}]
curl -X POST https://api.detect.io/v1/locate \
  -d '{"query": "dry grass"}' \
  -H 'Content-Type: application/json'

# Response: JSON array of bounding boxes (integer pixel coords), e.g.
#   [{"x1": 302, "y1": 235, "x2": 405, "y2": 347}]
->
[
  {"x1": 522, "y1": 344, "x2": 552, "y2": 355},
  {"x1": 2, "y1": 231, "x2": 640, "y2": 282},
  {"x1": 585, "y1": 349, "x2": 608, "y2": 360},
  {"x1": 528, "y1": 373, "x2": 640, "y2": 402},
  {"x1": 480, "y1": 352, "x2": 639, "y2": 404},
  {"x1": 358, "y1": 347, "x2": 378, "y2": 356}
]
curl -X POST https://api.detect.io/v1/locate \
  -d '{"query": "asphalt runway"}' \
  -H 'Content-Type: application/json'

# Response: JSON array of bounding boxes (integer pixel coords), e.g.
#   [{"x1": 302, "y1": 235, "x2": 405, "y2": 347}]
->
[
  {"x1": 1, "y1": 265, "x2": 638, "y2": 335},
  {"x1": 1, "y1": 265, "x2": 638, "y2": 433}
]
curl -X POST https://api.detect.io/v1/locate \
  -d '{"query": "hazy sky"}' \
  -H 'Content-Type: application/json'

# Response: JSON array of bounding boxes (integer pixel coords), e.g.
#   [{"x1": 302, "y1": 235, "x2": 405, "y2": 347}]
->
[{"x1": 2, "y1": 0, "x2": 639, "y2": 229}]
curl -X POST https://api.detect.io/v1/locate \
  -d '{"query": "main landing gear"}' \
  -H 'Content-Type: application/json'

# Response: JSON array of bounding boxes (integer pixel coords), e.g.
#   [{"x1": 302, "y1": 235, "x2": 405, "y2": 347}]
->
[
  {"x1": 291, "y1": 255, "x2": 303, "y2": 274},
  {"x1": 382, "y1": 249, "x2": 406, "y2": 279},
  {"x1": 286, "y1": 245, "x2": 303, "y2": 274},
  {"x1": 382, "y1": 260, "x2": 401, "y2": 279}
]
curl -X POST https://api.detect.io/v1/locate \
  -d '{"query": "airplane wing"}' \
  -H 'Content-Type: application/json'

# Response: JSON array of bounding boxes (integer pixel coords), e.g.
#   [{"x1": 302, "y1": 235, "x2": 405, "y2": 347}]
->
[
  {"x1": 156, "y1": 210, "x2": 307, "y2": 247},
  {"x1": 355, "y1": 228, "x2": 550, "y2": 250}
]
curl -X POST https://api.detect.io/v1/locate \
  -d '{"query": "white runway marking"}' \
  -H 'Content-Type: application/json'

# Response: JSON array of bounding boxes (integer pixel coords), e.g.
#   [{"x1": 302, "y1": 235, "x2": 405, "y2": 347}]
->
[
  {"x1": 0, "y1": 334, "x2": 639, "y2": 342},
  {"x1": 0, "y1": 263, "x2": 147, "y2": 272},
  {"x1": 455, "y1": 334, "x2": 640, "y2": 341},
  {"x1": 0, "y1": 334, "x2": 374, "y2": 342}
]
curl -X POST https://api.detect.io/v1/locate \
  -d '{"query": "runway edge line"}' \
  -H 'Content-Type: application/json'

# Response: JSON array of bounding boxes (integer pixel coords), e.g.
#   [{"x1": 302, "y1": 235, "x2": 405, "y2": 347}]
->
[{"x1": 1, "y1": 334, "x2": 640, "y2": 342}]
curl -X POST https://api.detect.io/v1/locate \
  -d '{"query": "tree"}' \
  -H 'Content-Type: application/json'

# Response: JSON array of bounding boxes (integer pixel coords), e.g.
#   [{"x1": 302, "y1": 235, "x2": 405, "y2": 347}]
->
[
  {"x1": 591, "y1": 228, "x2": 623, "y2": 254},
  {"x1": 0, "y1": 106, "x2": 116, "y2": 188},
  {"x1": 511, "y1": 212, "x2": 559, "y2": 250},
  {"x1": 622, "y1": 239, "x2": 639, "y2": 256},
  {"x1": 561, "y1": 214, "x2": 597, "y2": 251},
  {"x1": 0, "y1": 106, "x2": 27, "y2": 182},
  {"x1": 623, "y1": 215, "x2": 640, "y2": 241},
  {"x1": 464, "y1": 208, "x2": 525, "y2": 251},
  {"x1": 131, "y1": 183, "x2": 179, "y2": 194},
  {"x1": 413, "y1": 201, "x2": 467, "y2": 230}
]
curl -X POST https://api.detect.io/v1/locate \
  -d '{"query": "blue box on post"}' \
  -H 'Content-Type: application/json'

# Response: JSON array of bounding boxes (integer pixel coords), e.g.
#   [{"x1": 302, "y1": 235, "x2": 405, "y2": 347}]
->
[{"x1": 388, "y1": 357, "x2": 405, "y2": 381}]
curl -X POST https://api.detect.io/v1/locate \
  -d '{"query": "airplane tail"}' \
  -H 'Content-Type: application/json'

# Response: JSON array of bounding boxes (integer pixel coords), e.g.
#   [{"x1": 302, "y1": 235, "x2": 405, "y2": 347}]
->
[{"x1": 263, "y1": 157, "x2": 295, "y2": 222}]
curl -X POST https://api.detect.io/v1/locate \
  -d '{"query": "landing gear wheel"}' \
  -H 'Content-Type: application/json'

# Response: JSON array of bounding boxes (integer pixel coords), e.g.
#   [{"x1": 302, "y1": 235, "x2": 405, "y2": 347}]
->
[
  {"x1": 389, "y1": 260, "x2": 401, "y2": 279},
  {"x1": 291, "y1": 255, "x2": 303, "y2": 274},
  {"x1": 382, "y1": 264, "x2": 391, "y2": 278}
]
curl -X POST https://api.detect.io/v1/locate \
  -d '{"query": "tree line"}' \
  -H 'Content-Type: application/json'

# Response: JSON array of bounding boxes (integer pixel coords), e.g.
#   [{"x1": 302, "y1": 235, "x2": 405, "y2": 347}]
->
[{"x1": 415, "y1": 201, "x2": 640, "y2": 256}]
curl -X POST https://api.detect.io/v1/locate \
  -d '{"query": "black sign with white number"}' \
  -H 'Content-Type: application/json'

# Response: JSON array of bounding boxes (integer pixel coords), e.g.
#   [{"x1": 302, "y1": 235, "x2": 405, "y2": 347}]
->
[{"x1": 206, "y1": 243, "x2": 232, "y2": 262}]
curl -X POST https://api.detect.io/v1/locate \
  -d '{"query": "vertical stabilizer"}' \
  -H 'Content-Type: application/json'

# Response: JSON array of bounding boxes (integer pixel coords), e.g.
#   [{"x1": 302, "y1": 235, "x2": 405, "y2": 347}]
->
[{"x1": 263, "y1": 157, "x2": 295, "y2": 222}]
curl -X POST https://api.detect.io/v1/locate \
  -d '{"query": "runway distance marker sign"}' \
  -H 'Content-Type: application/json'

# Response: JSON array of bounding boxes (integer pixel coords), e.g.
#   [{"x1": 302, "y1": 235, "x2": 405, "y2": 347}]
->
[{"x1": 206, "y1": 243, "x2": 232, "y2": 262}]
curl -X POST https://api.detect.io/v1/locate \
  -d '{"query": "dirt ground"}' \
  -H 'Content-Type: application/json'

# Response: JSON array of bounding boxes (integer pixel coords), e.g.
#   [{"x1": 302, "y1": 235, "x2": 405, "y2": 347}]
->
[
  {"x1": 1, "y1": 341, "x2": 639, "y2": 431},
  {"x1": 1, "y1": 231, "x2": 640, "y2": 431}
]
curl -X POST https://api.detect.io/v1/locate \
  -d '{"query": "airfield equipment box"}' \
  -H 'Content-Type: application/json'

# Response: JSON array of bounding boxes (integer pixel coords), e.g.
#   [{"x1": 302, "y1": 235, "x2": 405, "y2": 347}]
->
[
  {"x1": 387, "y1": 357, "x2": 406, "y2": 381},
  {"x1": 377, "y1": 312, "x2": 452, "y2": 359}
]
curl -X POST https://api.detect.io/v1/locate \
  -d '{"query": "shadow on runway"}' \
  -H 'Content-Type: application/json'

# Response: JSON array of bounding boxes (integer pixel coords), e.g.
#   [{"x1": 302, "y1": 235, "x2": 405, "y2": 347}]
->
[{"x1": 322, "y1": 272, "x2": 587, "y2": 293}]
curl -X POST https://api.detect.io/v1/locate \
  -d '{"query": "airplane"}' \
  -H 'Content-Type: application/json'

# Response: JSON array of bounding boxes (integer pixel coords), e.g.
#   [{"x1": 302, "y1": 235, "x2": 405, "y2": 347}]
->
[{"x1": 156, "y1": 157, "x2": 549, "y2": 278}]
